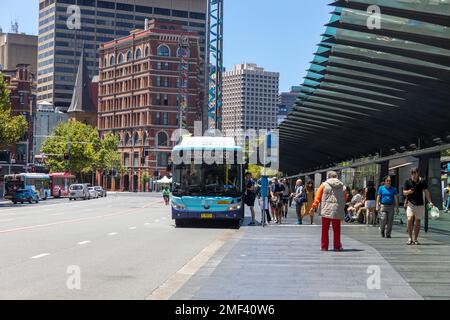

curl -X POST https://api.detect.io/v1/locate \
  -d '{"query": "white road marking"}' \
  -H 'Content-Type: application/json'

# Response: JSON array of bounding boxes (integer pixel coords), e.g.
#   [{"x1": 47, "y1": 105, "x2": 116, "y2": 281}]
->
[
  {"x1": 144, "y1": 223, "x2": 151, "y2": 226},
  {"x1": 154, "y1": 220, "x2": 160, "y2": 223},
  {"x1": 107, "y1": 232, "x2": 118, "y2": 236},
  {"x1": 129, "y1": 227, "x2": 137, "y2": 230},
  {"x1": 31, "y1": 253, "x2": 50, "y2": 259},
  {"x1": 78, "y1": 240, "x2": 91, "y2": 245}
]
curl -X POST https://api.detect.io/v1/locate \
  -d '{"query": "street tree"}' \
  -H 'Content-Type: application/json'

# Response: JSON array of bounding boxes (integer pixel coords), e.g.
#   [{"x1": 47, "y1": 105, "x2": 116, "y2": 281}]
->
[
  {"x1": 0, "y1": 73, "x2": 28, "y2": 149},
  {"x1": 41, "y1": 121, "x2": 122, "y2": 183}
]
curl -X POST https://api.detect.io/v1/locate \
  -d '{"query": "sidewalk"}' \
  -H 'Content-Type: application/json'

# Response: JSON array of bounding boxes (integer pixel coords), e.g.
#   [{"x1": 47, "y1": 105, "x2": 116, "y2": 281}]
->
[{"x1": 170, "y1": 206, "x2": 450, "y2": 300}]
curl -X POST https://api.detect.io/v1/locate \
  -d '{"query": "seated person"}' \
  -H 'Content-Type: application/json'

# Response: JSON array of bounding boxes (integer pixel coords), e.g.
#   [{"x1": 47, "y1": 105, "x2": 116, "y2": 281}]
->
[{"x1": 347, "y1": 189, "x2": 364, "y2": 219}]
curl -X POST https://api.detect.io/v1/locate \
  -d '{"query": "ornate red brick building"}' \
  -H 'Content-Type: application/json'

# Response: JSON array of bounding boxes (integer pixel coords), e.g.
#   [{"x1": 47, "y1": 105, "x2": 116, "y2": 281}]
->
[{"x1": 98, "y1": 19, "x2": 203, "y2": 192}]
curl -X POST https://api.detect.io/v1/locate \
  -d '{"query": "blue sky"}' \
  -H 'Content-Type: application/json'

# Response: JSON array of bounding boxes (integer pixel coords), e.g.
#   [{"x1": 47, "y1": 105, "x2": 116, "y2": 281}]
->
[{"x1": 0, "y1": 0, "x2": 331, "y2": 92}]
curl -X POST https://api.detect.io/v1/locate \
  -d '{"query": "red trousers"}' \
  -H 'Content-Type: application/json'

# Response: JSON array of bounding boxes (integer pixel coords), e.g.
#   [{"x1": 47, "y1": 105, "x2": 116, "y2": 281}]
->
[{"x1": 321, "y1": 217, "x2": 342, "y2": 250}]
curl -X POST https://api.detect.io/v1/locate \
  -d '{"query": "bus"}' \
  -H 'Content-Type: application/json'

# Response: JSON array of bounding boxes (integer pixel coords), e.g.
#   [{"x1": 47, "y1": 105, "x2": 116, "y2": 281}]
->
[
  {"x1": 50, "y1": 172, "x2": 76, "y2": 198},
  {"x1": 171, "y1": 137, "x2": 244, "y2": 227},
  {"x1": 4, "y1": 173, "x2": 51, "y2": 201}
]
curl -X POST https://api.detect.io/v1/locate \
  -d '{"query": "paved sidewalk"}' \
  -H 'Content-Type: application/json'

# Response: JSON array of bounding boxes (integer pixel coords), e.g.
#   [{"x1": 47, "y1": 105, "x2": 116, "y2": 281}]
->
[{"x1": 171, "y1": 224, "x2": 423, "y2": 300}]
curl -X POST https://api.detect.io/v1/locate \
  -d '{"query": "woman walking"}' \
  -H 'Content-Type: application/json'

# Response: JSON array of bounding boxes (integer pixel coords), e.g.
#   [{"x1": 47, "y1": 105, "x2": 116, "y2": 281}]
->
[
  {"x1": 364, "y1": 181, "x2": 377, "y2": 226},
  {"x1": 302, "y1": 180, "x2": 315, "y2": 225},
  {"x1": 270, "y1": 177, "x2": 284, "y2": 224}
]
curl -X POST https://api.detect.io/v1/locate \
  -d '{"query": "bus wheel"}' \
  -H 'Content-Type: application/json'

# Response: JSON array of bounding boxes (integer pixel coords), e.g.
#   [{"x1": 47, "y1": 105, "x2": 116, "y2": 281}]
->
[
  {"x1": 28, "y1": 198, "x2": 32, "y2": 204},
  {"x1": 175, "y1": 220, "x2": 184, "y2": 228}
]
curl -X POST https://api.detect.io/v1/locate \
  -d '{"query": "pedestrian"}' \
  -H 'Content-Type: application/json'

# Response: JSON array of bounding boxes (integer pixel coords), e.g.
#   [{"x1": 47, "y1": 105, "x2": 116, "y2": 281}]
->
[
  {"x1": 444, "y1": 183, "x2": 450, "y2": 213},
  {"x1": 403, "y1": 168, "x2": 434, "y2": 245},
  {"x1": 244, "y1": 172, "x2": 257, "y2": 225},
  {"x1": 302, "y1": 180, "x2": 315, "y2": 225},
  {"x1": 376, "y1": 176, "x2": 399, "y2": 238},
  {"x1": 281, "y1": 179, "x2": 291, "y2": 218},
  {"x1": 162, "y1": 186, "x2": 171, "y2": 206},
  {"x1": 310, "y1": 171, "x2": 348, "y2": 251},
  {"x1": 258, "y1": 183, "x2": 272, "y2": 224},
  {"x1": 270, "y1": 177, "x2": 284, "y2": 224},
  {"x1": 292, "y1": 179, "x2": 304, "y2": 225},
  {"x1": 364, "y1": 181, "x2": 377, "y2": 226}
]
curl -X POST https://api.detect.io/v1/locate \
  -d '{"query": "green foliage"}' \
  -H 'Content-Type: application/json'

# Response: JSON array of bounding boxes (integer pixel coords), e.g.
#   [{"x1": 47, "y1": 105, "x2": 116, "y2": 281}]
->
[
  {"x1": 443, "y1": 149, "x2": 450, "y2": 157},
  {"x1": 41, "y1": 121, "x2": 122, "y2": 178},
  {"x1": 0, "y1": 74, "x2": 28, "y2": 149}
]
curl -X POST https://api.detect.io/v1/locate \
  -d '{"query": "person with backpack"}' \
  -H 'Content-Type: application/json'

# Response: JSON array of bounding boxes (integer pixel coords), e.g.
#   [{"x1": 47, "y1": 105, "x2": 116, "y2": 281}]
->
[
  {"x1": 310, "y1": 171, "x2": 348, "y2": 251},
  {"x1": 293, "y1": 179, "x2": 304, "y2": 225},
  {"x1": 162, "y1": 186, "x2": 171, "y2": 206},
  {"x1": 270, "y1": 177, "x2": 284, "y2": 224}
]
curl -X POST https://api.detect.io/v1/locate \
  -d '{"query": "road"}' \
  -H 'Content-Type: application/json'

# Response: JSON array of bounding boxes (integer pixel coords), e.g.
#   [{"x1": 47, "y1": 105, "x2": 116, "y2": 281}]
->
[{"x1": 0, "y1": 194, "x2": 230, "y2": 299}]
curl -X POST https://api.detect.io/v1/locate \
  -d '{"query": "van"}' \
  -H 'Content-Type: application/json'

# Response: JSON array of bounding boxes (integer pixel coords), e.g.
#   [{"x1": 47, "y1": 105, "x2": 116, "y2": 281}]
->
[{"x1": 69, "y1": 184, "x2": 90, "y2": 201}]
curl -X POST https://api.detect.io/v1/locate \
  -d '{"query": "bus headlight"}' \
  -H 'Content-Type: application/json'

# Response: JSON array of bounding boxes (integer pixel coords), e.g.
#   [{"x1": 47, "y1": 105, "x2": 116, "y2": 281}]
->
[
  {"x1": 228, "y1": 204, "x2": 241, "y2": 211},
  {"x1": 172, "y1": 203, "x2": 186, "y2": 210}
]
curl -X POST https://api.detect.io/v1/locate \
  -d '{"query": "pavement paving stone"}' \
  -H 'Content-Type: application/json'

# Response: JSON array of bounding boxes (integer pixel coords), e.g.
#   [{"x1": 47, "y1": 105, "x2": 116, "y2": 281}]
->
[{"x1": 171, "y1": 222, "x2": 423, "y2": 300}]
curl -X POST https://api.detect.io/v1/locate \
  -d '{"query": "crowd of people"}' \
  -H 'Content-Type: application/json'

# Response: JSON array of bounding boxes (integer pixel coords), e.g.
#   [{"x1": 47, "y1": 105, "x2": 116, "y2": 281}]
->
[{"x1": 243, "y1": 167, "x2": 435, "y2": 250}]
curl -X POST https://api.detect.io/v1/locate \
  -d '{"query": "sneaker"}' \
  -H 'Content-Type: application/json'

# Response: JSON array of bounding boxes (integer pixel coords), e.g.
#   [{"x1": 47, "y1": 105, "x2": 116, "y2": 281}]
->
[
  {"x1": 381, "y1": 230, "x2": 385, "y2": 238},
  {"x1": 407, "y1": 239, "x2": 413, "y2": 245},
  {"x1": 386, "y1": 235, "x2": 391, "y2": 238},
  {"x1": 414, "y1": 240, "x2": 420, "y2": 245}
]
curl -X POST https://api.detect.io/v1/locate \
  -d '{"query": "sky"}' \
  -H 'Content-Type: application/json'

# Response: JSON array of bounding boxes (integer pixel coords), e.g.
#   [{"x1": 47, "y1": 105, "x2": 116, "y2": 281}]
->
[{"x1": 0, "y1": 0, "x2": 331, "y2": 92}]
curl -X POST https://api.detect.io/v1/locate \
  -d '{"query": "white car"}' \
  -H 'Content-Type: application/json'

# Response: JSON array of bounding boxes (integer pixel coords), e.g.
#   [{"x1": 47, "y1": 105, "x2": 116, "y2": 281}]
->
[{"x1": 88, "y1": 187, "x2": 99, "y2": 199}]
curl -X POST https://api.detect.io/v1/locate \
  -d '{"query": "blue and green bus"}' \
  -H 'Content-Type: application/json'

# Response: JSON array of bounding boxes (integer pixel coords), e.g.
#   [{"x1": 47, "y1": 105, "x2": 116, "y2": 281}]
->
[
  {"x1": 171, "y1": 137, "x2": 244, "y2": 227},
  {"x1": 4, "y1": 173, "x2": 51, "y2": 201}
]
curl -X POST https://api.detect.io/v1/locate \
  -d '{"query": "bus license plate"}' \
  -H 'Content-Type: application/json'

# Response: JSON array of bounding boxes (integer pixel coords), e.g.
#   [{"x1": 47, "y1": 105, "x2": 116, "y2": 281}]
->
[{"x1": 201, "y1": 214, "x2": 213, "y2": 219}]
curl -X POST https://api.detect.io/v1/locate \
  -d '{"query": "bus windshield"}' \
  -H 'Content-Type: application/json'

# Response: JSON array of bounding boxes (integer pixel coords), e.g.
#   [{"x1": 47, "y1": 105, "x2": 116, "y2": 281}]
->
[{"x1": 172, "y1": 163, "x2": 242, "y2": 197}]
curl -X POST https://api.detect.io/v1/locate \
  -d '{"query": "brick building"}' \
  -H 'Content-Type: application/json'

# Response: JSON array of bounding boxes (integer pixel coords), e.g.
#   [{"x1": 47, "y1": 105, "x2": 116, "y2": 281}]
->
[{"x1": 98, "y1": 19, "x2": 202, "y2": 192}]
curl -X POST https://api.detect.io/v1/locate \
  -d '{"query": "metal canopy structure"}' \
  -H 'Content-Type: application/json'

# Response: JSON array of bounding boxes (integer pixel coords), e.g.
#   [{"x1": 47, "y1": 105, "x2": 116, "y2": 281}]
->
[{"x1": 279, "y1": 0, "x2": 450, "y2": 175}]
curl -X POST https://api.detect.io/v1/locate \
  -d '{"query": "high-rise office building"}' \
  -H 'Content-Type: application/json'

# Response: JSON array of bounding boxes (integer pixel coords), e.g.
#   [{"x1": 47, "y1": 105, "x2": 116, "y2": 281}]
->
[
  {"x1": 278, "y1": 86, "x2": 301, "y2": 114},
  {"x1": 38, "y1": 0, "x2": 207, "y2": 110},
  {"x1": 222, "y1": 63, "x2": 279, "y2": 145},
  {"x1": 0, "y1": 33, "x2": 38, "y2": 75}
]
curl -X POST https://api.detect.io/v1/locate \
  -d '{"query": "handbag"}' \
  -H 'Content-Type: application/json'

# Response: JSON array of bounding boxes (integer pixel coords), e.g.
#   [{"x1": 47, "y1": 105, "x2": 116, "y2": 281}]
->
[{"x1": 295, "y1": 190, "x2": 307, "y2": 205}]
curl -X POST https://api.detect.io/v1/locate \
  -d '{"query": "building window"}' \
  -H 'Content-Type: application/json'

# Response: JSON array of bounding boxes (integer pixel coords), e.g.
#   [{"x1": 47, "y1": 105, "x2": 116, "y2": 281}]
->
[
  {"x1": 163, "y1": 112, "x2": 169, "y2": 125},
  {"x1": 163, "y1": 78, "x2": 169, "y2": 87},
  {"x1": 163, "y1": 94, "x2": 168, "y2": 106},
  {"x1": 157, "y1": 131, "x2": 168, "y2": 147},
  {"x1": 157, "y1": 62, "x2": 162, "y2": 70},
  {"x1": 156, "y1": 77, "x2": 161, "y2": 87},
  {"x1": 135, "y1": 48, "x2": 142, "y2": 60},
  {"x1": 155, "y1": 112, "x2": 161, "y2": 125},
  {"x1": 126, "y1": 51, "x2": 132, "y2": 62},
  {"x1": 142, "y1": 132, "x2": 148, "y2": 146},
  {"x1": 118, "y1": 53, "x2": 124, "y2": 64},
  {"x1": 157, "y1": 44, "x2": 170, "y2": 57},
  {"x1": 109, "y1": 55, "x2": 115, "y2": 66},
  {"x1": 124, "y1": 133, "x2": 130, "y2": 146},
  {"x1": 144, "y1": 46, "x2": 150, "y2": 57},
  {"x1": 133, "y1": 133, "x2": 139, "y2": 146},
  {"x1": 157, "y1": 152, "x2": 169, "y2": 167}
]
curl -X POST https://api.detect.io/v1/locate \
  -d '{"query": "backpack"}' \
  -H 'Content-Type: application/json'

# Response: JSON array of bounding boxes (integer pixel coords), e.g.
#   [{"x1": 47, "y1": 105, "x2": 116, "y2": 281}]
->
[{"x1": 295, "y1": 187, "x2": 307, "y2": 205}]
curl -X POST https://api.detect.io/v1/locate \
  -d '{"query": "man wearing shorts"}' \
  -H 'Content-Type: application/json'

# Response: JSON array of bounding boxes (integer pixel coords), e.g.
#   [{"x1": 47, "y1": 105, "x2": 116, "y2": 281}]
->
[
  {"x1": 244, "y1": 172, "x2": 257, "y2": 225},
  {"x1": 403, "y1": 168, "x2": 434, "y2": 245}
]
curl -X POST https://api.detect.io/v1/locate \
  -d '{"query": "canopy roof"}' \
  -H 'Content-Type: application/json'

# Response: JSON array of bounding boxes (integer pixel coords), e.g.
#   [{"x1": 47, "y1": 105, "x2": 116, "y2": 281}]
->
[{"x1": 279, "y1": 0, "x2": 450, "y2": 175}]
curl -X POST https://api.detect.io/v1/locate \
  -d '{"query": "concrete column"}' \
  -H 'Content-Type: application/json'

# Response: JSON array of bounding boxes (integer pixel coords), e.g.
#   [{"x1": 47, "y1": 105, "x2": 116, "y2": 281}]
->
[
  {"x1": 379, "y1": 161, "x2": 389, "y2": 183},
  {"x1": 419, "y1": 152, "x2": 443, "y2": 210}
]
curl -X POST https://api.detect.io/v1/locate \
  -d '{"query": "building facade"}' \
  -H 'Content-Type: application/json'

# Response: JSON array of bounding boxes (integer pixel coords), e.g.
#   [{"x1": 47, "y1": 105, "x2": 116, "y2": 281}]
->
[
  {"x1": 98, "y1": 19, "x2": 202, "y2": 192},
  {"x1": 33, "y1": 101, "x2": 68, "y2": 159},
  {"x1": 0, "y1": 33, "x2": 38, "y2": 76},
  {"x1": 222, "y1": 63, "x2": 279, "y2": 145},
  {"x1": 278, "y1": 86, "x2": 301, "y2": 114},
  {"x1": 38, "y1": 0, "x2": 207, "y2": 110},
  {"x1": 0, "y1": 65, "x2": 36, "y2": 186}
]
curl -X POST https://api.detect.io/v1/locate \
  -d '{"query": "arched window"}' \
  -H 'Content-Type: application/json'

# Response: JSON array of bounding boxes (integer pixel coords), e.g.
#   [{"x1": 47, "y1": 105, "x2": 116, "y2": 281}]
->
[
  {"x1": 157, "y1": 44, "x2": 170, "y2": 57},
  {"x1": 118, "y1": 53, "x2": 124, "y2": 64},
  {"x1": 124, "y1": 133, "x2": 130, "y2": 146},
  {"x1": 126, "y1": 51, "x2": 132, "y2": 62},
  {"x1": 135, "y1": 48, "x2": 142, "y2": 60},
  {"x1": 142, "y1": 132, "x2": 148, "y2": 146},
  {"x1": 133, "y1": 132, "x2": 139, "y2": 146},
  {"x1": 144, "y1": 46, "x2": 150, "y2": 57},
  {"x1": 177, "y1": 48, "x2": 190, "y2": 58},
  {"x1": 157, "y1": 131, "x2": 168, "y2": 147},
  {"x1": 109, "y1": 55, "x2": 115, "y2": 66}
]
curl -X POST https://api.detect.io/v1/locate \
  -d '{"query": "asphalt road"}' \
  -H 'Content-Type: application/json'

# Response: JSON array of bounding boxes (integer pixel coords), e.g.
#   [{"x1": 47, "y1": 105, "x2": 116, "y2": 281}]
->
[{"x1": 0, "y1": 194, "x2": 230, "y2": 299}]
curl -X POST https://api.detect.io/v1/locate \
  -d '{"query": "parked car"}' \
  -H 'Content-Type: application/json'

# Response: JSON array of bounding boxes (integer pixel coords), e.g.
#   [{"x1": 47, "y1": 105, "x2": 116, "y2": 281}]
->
[
  {"x1": 94, "y1": 186, "x2": 107, "y2": 197},
  {"x1": 69, "y1": 184, "x2": 90, "y2": 201},
  {"x1": 88, "y1": 187, "x2": 99, "y2": 199},
  {"x1": 11, "y1": 188, "x2": 40, "y2": 204}
]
